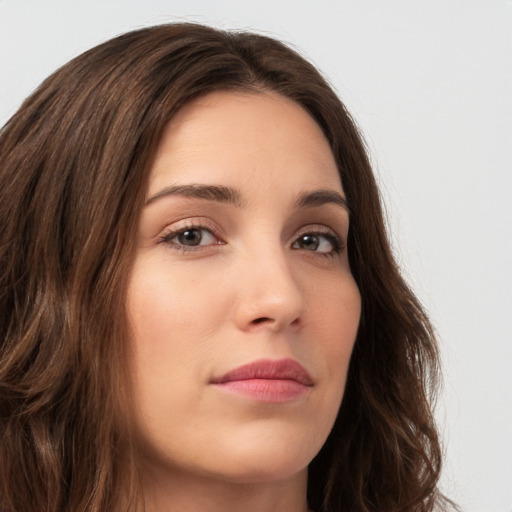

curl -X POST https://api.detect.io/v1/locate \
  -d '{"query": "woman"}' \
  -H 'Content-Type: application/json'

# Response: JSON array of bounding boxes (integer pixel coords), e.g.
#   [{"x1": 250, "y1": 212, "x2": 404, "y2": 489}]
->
[{"x1": 0, "y1": 23, "x2": 453, "y2": 512}]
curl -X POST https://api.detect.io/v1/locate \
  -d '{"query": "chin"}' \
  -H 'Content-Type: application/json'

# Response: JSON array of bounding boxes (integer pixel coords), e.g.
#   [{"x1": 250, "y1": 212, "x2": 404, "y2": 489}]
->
[
  {"x1": 195, "y1": 429, "x2": 322, "y2": 484},
  {"x1": 135, "y1": 397, "x2": 339, "y2": 487},
  {"x1": 139, "y1": 426, "x2": 320, "y2": 487},
  {"x1": 200, "y1": 456, "x2": 311, "y2": 486}
]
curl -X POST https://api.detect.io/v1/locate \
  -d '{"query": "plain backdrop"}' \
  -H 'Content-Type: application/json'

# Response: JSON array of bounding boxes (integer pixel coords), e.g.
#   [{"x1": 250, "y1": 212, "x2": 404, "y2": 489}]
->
[{"x1": 1, "y1": 1, "x2": 511, "y2": 510}]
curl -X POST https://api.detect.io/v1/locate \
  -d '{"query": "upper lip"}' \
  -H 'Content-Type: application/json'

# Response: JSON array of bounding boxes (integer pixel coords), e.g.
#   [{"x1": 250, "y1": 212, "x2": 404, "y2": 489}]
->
[{"x1": 210, "y1": 358, "x2": 314, "y2": 386}]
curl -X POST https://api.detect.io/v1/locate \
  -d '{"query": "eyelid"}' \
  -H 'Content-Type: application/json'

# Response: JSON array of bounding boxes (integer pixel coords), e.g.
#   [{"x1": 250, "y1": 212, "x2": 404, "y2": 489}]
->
[
  {"x1": 157, "y1": 218, "x2": 225, "y2": 249},
  {"x1": 294, "y1": 224, "x2": 344, "y2": 243},
  {"x1": 156, "y1": 218, "x2": 345, "y2": 256},
  {"x1": 292, "y1": 224, "x2": 346, "y2": 254}
]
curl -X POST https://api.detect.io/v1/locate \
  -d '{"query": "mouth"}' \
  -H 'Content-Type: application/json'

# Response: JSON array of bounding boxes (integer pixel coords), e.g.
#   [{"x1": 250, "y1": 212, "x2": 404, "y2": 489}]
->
[{"x1": 210, "y1": 358, "x2": 313, "y2": 403}]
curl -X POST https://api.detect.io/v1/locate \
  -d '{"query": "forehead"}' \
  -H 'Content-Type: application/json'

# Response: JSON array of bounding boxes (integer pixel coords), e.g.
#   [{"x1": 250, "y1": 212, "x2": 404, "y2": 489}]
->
[{"x1": 148, "y1": 90, "x2": 342, "y2": 198}]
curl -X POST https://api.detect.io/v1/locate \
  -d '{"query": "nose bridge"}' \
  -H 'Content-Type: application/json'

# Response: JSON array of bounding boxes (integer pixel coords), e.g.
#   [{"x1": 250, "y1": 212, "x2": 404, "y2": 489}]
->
[{"x1": 234, "y1": 237, "x2": 305, "y2": 331}]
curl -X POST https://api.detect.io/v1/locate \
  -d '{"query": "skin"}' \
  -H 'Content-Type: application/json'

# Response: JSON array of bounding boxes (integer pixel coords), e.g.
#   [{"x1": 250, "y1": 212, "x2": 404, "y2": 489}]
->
[{"x1": 126, "y1": 90, "x2": 361, "y2": 512}]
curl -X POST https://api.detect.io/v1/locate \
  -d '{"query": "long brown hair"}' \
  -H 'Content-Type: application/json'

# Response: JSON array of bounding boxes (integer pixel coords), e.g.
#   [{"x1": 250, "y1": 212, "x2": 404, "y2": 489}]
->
[{"x1": 0, "y1": 23, "x2": 453, "y2": 512}]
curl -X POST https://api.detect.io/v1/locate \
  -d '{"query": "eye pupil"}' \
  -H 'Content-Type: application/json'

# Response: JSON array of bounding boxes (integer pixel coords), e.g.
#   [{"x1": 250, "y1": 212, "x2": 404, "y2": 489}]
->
[
  {"x1": 178, "y1": 229, "x2": 202, "y2": 246},
  {"x1": 300, "y1": 234, "x2": 319, "y2": 251}
]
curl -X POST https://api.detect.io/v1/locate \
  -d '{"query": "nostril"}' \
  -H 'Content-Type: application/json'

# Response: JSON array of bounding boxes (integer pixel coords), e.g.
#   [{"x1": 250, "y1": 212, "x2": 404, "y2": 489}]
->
[
  {"x1": 252, "y1": 317, "x2": 272, "y2": 325},
  {"x1": 250, "y1": 316, "x2": 301, "y2": 328}
]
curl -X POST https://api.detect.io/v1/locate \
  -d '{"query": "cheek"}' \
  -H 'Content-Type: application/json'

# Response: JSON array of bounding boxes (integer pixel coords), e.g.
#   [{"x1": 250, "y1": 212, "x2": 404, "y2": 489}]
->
[
  {"x1": 308, "y1": 273, "x2": 361, "y2": 398},
  {"x1": 127, "y1": 256, "x2": 228, "y2": 347},
  {"x1": 308, "y1": 270, "x2": 361, "y2": 348},
  {"x1": 125, "y1": 256, "x2": 230, "y2": 419}
]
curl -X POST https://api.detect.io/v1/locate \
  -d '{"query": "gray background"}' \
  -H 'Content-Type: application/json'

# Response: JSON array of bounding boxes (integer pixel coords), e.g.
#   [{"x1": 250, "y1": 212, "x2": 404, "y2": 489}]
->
[{"x1": 1, "y1": 1, "x2": 511, "y2": 510}]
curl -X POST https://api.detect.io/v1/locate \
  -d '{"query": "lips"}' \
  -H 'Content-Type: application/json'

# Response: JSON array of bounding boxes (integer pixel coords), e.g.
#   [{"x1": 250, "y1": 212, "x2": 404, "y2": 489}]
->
[{"x1": 210, "y1": 358, "x2": 313, "y2": 403}]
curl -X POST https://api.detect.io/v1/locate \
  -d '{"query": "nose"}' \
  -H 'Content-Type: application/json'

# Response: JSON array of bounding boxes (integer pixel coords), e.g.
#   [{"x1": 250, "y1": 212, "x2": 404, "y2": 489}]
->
[{"x1": 233, "y1": 248, "x2": 305, "y2": 333}]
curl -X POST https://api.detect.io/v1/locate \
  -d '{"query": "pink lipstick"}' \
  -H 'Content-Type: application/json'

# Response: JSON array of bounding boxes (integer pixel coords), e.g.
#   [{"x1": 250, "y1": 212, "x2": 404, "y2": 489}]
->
[{"x1": 210, "y1": 358, "x2": 313, "y2": 403}]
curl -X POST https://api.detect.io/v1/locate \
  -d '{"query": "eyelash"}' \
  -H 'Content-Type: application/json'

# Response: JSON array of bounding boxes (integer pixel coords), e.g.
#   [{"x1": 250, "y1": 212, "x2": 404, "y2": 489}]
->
[
  {"x1": 293, "y1": 230, "x2": 344, "y2": 258},
  {"x1": 158, "y1": 222, "x2": 345, "y2": 257},
  {"x1": 158, "y1": 220, "x2": 223, "y2": 253}
]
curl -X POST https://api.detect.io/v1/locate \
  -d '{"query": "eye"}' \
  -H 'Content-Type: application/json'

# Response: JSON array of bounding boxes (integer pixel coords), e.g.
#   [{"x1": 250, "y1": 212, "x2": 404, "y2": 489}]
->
[
  {"x1": 160, "y1": 225, "x2": 221, "y2": 250},
  {"x1": 174, "y1": 228, "x2": 215, "y2": 246},
  {"x1": 292, "y1": 231, "x2": 342, "y2": 254}
]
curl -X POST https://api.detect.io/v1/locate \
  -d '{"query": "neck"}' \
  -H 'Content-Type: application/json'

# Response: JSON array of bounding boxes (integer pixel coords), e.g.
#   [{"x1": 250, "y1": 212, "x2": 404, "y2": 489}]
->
[{"x1": 128, "y1": 464, "x2": 311, "y2": 512}]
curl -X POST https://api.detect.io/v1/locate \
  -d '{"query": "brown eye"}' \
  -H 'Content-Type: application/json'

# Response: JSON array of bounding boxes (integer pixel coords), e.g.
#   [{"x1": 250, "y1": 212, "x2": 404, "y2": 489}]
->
[
  {"x1": 162, "y1": 227, "x2": 219, "y2": 249},
  {"x1": 176, "y1": 229, "x2": 204, "y2": 246},
  {"x1": 292, "y1": 232, "x2": 341, "y2": 254},
  {"x1": 296, "y1": 234, "x2": 321, "y2": 251}
]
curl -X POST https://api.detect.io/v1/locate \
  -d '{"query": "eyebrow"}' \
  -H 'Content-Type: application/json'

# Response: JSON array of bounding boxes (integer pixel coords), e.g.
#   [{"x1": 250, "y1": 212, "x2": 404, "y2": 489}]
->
[
  {"x1": 145, "y1": 184, "x2": 349, "y2": 213},
  {"x1": 294, "y1": 189, "x2": 349, "y2": 213},
  {"x1": 145, "y1": 184, "x2": 245, "y2": 207}
]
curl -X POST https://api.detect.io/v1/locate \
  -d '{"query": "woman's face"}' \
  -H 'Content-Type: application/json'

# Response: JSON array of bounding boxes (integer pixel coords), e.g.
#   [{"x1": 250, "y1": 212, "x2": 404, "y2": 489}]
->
[{"x1": 127, "y1": 91, "x2": 361, "y2": 485}]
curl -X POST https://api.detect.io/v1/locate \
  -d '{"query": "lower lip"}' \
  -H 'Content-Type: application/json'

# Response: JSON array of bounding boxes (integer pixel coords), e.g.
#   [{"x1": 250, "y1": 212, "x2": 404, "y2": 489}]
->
[{"x1": 212, "y1": 379, "x2": 310, "y2": 403}]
